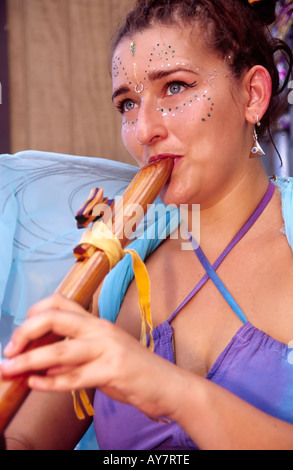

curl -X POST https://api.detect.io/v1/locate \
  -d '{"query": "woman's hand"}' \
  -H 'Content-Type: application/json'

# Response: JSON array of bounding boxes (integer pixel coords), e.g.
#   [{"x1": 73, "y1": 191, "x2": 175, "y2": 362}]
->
[
  {"x1": 0, "y1": 294, "x2": 183, "y2": 420},
  {"x1": 2, "y1": 294, "x2": 292, "y2": 450}
]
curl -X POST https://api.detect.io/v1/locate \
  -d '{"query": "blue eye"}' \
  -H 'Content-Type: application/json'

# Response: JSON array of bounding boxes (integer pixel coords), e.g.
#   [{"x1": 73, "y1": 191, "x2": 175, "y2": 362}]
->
[
  {"x1": 123, "y1": 100, "x2": 136, "y2": 112},
  {"x1": 167, "y1": 82, "x2": 184, "y2": 95},
  {"x1": 116, "y1": 99, "x2": 136, "y2": 114},
  {"x1": 166, "y1": 80, "x2": 197, "y2": 96}
]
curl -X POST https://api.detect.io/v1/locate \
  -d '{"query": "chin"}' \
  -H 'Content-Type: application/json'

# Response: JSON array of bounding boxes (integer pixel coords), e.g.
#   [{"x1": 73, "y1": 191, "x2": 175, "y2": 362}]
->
[{"x1": 159, "y1": 186, "x2": 187, "y2": 207}]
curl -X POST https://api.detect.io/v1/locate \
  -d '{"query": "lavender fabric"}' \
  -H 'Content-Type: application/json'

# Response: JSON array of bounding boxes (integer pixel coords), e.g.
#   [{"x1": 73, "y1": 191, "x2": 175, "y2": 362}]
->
[
  {"x1": 94, "y1": 319, "x2": 293, "y2": 450},
  {"x1": 94, "y1": 321, "x2": 197, "y2": 450},
  {"x1": 94, "y1": 179, "x2": 293, "y2": 450}
]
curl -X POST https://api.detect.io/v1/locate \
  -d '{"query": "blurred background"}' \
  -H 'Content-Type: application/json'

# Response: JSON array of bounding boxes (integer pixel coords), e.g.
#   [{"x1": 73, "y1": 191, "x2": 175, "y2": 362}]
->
[
  {"x1": 1, "y1": 0, "x2": 136, "y2": 165},
  {"x1": 0, "y1": 0, "x2": 292, "y2": 171}
]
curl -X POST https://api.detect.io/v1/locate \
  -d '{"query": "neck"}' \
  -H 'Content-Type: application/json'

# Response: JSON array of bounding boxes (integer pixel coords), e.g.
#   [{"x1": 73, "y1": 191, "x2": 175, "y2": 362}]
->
[{"x1": 182, "y1": 161, "x2": 269, "y2": 259}]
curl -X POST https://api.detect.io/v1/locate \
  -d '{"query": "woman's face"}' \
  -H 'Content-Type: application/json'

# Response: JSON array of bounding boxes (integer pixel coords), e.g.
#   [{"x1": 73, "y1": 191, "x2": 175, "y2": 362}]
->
[{"x1": 112, "y1": 25, "x2": 250, "y2": 207}]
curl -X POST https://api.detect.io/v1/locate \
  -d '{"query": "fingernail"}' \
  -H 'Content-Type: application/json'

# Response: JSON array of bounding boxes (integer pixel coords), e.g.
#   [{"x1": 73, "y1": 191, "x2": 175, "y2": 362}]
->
[
  {"x1": 0, "y1": 359, "x2": 15, "y2": 372},
  {"x1": 4, "y1": 342, "x2": 15, "y2": 356},
  {"x1": 4, "y1": 342, "x2": 14, "y2": 355}
]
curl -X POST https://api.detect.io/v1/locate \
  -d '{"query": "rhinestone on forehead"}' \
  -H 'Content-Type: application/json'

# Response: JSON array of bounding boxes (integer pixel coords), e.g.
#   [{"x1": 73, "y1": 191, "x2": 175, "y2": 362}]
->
[
  {"x1": 113, "y1": 41, "x2": 219, "y2": 130},
  {"x1": 130, "y1": 41, "x2": 135, "y2": 57},
  {"x1": 147, "y1": 43, "x2": 176, "y2": 67},
  {"x1": 112, "y1": 56, "x2": 132, "y2": 84}
]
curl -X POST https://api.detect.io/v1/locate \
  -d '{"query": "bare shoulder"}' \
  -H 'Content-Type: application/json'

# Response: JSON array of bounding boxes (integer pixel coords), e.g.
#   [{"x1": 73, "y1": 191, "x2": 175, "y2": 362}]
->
[
  {"x1": 115, "y1": 235, "x2": 203, "y2": 337},
  {"x1": 233, "y1": 186, "x2": 293, "y2": 343}
]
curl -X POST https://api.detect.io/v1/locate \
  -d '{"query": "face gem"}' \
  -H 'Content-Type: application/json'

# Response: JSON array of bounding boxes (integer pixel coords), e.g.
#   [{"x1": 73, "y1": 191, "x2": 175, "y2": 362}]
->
[
  {"x1": 113, "y1": 41, "x2": 219, "y2": 132},
  {"x1": 130, "y1": 42, "x2": 135, "y2": 56}
]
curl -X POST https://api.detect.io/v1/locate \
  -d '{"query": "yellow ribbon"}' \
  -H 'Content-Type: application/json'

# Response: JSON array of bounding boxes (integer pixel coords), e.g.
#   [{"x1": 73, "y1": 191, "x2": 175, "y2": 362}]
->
[
  {"x1": 72, "y1": 221, "x2": 154, "y2": 420},
  {"x1": 78, "y1": 222, "x2": 124, "y2": 269},
  {"x1": 71, "y1": 389, "x2": 95, "y2": 421}
]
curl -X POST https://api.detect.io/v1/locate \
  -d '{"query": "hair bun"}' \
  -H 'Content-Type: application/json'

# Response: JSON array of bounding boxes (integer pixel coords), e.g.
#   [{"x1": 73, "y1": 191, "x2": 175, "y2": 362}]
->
[{"x1": 248, "y1": 0, "x2": 277, "y2": 25}]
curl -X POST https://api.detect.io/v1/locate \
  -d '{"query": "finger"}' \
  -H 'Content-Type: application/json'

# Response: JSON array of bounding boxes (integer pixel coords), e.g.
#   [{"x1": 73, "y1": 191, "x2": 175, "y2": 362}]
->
[
  {"x1": 26, "y1": 368, "x2": 90, "y2": 392},
  {"x1": 26, "y1": 334, "x2": 153, "y2": 393},
  {"x1": 45, "y1": 365, "x2": 77, "y2": 376},
  {"x1": 27, "y1": 293, "x2": 88, "y2": 319},
  {"x1": 0, "y1": 312, "x2": 114, "y2": 376},
  {"x1": 1, "y1": 320, "x2": 108, "y2": 377},
  {"x1": 25, "y1": 347, "x2": 152, "y2": 404},
  {"x1": 4, "y1": 309, "x2": 96, "y2": 358},
  {"x1": 26, "y1": 360, "x2": 111, "y2": 393}
]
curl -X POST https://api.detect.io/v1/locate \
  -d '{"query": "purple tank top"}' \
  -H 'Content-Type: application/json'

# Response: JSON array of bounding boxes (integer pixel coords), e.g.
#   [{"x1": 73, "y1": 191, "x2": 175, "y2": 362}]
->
[{"x1": 93, "y1": 183, "x2": 293, "y2": 450}]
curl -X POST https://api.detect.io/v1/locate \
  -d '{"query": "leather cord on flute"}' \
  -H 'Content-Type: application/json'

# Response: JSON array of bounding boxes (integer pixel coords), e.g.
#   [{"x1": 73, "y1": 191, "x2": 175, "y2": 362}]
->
[{"x1": 0, "y1": 157, "x2": 174, "y2": 435}]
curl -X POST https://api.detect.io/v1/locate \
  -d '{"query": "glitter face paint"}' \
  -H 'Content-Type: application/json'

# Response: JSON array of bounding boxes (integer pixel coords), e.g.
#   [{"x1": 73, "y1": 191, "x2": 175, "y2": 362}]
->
[
  {"x1": 112, "y1": 39, "x2": 219, "y2": 135},
  {"x1": 112, "y1": 26, "x2": 252, "y2": 210}
]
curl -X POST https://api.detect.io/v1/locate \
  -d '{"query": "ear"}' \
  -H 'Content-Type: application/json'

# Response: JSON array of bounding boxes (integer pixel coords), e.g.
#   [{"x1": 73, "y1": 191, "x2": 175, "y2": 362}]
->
[{"x1": 243, "y1": 65, "x2": 272, "y2": 124}]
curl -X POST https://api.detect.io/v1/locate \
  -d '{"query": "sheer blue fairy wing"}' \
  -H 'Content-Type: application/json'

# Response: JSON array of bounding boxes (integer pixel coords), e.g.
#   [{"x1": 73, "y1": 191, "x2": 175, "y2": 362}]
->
[{"x1": 0, "y1": 150, "x2": 137, "y2": 325}]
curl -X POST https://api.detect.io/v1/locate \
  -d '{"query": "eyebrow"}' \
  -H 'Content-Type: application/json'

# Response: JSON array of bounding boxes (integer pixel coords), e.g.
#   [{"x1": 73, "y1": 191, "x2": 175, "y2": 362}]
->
[
  {"x1": 147, "y1": 67, "x2": 198, "y2": 82},
  {"x1": 111, "y1": 67, "x2": 199, "y2": 102},
  {"x1": 112, "y1": 85, "x2": 131, "y2": 102}
]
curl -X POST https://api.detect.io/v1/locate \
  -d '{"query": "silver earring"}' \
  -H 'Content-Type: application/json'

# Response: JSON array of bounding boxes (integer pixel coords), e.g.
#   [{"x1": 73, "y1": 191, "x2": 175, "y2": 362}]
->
[{"x1": 250, "y1": 115, "x2": 265, "y2": 158}]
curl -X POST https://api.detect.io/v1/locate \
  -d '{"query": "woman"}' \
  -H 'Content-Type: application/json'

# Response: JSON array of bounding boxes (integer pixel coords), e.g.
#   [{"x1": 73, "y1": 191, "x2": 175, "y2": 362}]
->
[{"x1": 1, "y1": 0, "x2": 293, "y2": 450}]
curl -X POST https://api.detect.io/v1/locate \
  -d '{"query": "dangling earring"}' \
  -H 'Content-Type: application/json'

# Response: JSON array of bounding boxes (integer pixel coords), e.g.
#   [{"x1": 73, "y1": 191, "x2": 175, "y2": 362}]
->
[{"x1": 250, "y1": 115, "x2": 265, "y2": 158}]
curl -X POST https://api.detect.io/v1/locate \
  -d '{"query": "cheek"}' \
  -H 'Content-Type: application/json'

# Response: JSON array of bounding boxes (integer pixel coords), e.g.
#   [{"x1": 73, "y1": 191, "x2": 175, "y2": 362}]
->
[
  {"x1": 157, "y1": 90, "x2": 215, "y2": 124},
  {"x1": 121, "y1": 120, "x2": 136, "y2": 150},
  {"x1": 120, "y1": 92, "x2": 216, "y2": 160},
  {"x1": 121, "y1": 123, "x2": 143, "y2": 165}
]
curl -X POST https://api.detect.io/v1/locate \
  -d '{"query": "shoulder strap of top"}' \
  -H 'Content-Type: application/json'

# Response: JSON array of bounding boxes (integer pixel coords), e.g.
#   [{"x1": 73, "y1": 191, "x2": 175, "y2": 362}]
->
[
  {"x1": 169, "y1": 182, "x2": 275, "y2": 324},
  {"x1": 99, "y1": 181, "x2": 276, "y2": 325},
  {"x1": 192, "y1": 241, "x2": 248, "y2": 323}
]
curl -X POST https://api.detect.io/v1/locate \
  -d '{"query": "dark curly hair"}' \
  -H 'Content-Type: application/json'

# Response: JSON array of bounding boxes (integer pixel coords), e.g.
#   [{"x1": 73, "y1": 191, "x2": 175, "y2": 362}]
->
[{"x1": 111, "y1": 0, "x2": 293, "y2": 141}]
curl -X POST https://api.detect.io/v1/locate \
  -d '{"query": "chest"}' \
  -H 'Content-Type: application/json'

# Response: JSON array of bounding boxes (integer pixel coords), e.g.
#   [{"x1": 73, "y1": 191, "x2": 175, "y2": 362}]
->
[{"x1": 116, "y1": 227, "x2": 293, "y2": 376}]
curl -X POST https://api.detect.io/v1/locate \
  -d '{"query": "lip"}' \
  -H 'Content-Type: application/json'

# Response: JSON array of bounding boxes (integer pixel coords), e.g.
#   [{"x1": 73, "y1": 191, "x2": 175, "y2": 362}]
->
[{"x1": 148, "y1": 154, "x2": 183, "y2": 169}]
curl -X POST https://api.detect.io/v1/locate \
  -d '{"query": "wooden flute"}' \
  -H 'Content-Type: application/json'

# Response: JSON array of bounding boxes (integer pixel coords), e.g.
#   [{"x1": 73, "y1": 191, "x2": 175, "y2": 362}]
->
[{"x1": 0, "y1": 157, "x2": 174, "y2": 436}]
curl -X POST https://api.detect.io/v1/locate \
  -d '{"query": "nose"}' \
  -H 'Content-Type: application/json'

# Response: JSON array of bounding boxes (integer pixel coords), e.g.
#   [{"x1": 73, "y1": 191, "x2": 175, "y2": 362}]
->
[{"x1": 135, "y1": 99, "x2": 168, "y2": 146}]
